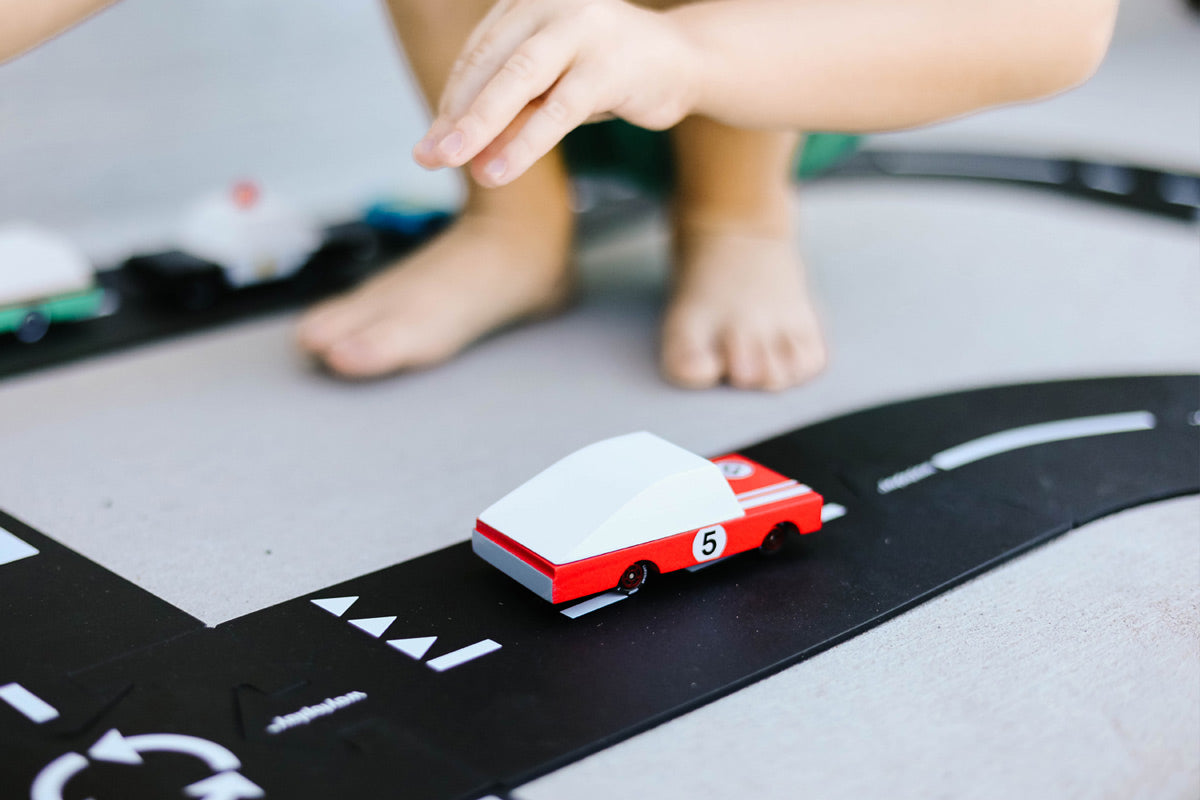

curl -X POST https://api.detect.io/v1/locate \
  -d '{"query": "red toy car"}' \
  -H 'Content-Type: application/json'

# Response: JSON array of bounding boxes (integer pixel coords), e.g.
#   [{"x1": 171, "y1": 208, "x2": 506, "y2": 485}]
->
[{"x1": 473, "y1": 432, "x2": 824, "y2": 604}]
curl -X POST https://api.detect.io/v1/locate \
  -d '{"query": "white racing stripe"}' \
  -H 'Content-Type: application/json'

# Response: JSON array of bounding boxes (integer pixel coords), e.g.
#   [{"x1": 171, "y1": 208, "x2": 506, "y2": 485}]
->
[
  {"x1": 561, "y1": 592, "x2": 629, "y2": 619},
  {"x1": 735, "y1": 480, "x2": 797, "y2": 501},
  {"x1": 930, "y1": 411, "x2": 1156, "y2": 471},
  {"x1": 739, "y1": 484, "x2": 813, "y2": 510}
]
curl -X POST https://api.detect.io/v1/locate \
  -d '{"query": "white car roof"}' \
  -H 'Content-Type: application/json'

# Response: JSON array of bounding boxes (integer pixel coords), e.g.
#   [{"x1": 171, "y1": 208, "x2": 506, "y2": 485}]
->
[
  {"x1": 479, "y1": 432, "x2": 744, "y2": 565},
  {"x1": 0, "y1": 223, "x2": 93, "y2": 307},
  {"x1": 178, "y1": 185, "x2": 319, "y2": 287}
]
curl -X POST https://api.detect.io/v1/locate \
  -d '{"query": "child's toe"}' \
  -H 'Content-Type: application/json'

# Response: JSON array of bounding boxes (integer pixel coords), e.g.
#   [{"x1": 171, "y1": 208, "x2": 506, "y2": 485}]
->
[
  {"x1": 323, "y1": 316, "x2": 453, "y2": 379},
  {"x1": 725, "y1": 330, "x2": 766, "y2": 390},
  {"x1": 760, "y1": 338, "x2": 794, "y2": 392},
  {"x1": 296, "y1": 296, "x2": 374, "y2": 354},
  {"x1": 661, "y1": 319, "x2": 722, "y2": 389}
]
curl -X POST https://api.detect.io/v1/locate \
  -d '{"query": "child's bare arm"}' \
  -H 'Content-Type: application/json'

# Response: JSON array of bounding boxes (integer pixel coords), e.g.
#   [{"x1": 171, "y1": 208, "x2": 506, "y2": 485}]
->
[
  {"x1": 414, "y1": 0, "x2": 1118, "y2": 187},
  {"x1": 0, "y1": 0, "x2": 116, "y2": 63},
  {"x1": 677, "y1": 0, "x2": 1119, "y2": 130}
]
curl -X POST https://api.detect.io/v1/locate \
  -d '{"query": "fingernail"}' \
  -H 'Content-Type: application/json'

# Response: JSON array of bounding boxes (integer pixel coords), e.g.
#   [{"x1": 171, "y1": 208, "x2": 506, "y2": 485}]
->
[
  {"x1": 485, "y1": 157, "x2": 507, "y2": 181},
  {"x1": 414, "y1": 137, "x2": 435, "y2": 159},
  {"x1": 438, "y1": 130, "x2": 465, "y2": 158}
]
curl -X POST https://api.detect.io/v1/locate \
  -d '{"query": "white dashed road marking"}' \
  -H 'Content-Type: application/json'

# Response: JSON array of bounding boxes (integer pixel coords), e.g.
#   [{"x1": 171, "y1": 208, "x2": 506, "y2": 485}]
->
[
  {"x1": 878, "y1": 411, "x2": 1157, "y2": 494},
  {"x1": 561, "y1": 592, "x2": 629, "y2": 618},
  {"x1": 0, "y1": 683, "x2": 59, "y2": 724},
  {"x1": 930, "y1": 411, "x2": 1156, "y2": 470},
  {"x1": 426, "y1": 640, "x2": 502, "y2": 672},
  {"x1": 821, "y1": 503, "x2": 847, "y2": 523}
]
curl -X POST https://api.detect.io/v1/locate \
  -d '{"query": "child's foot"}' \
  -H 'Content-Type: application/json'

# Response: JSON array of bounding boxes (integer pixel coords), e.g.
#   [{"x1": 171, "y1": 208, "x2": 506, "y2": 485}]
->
[
  {"x1": 297, "y1": 210, "x2": 572, "y2": 377},
  {"x1": 661, "y1": 220, "x2": 827, "y2": 391}
]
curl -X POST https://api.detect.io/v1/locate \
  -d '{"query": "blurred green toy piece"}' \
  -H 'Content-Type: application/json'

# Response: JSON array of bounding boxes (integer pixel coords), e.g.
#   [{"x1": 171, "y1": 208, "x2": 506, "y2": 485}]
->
[
  {"x1": 563, "y1": 120, "x2": 861, "y2": 191},
  {"x1": 0, "y1": 223, "x2": 106, "y2": 343}
]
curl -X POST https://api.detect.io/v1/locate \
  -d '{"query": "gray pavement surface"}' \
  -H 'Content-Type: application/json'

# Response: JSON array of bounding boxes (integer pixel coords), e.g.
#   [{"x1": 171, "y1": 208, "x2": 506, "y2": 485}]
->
[{"x1": 1, "y1": 1, "x2": 1198, "y2": 798}]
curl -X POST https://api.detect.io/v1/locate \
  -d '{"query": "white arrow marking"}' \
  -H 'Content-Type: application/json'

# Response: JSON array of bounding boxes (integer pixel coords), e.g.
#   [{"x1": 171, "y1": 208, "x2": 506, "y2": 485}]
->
[
  {"x1": 88, "y1": 728, "x2": 143, "y2": 764},
  {"x1": 310, "y1": 596, "x2": 358, "y2": 617},
  {"x1": 0, "y1": 682, "x2": 58, "y2": 723},
  {"x1": 821, "y1": 503, "x2": 847, "y2": 523},
  {"x1": 30, "y1": 752, "x2": 87, "y2": 800},
  {"x1": 426, "y1": 639, "x2": 502, "y2": 672},
  {"x1": 0, "y1": 525, "x2": 38, "y2": 566},
  {"x1": 184, "y1": 771, "x2": 264, "y2": 800},
  {"x1": 561, "y1": 592, "x2": 628, "y2": 618},
  {"x1": 348, "y1": 616, "x2": 396, "y2": 638},
  {"x1": 88, "y1": 729, "x2": 241, "y2": 772},
  {"x1": 387, "y1": 636, "x2": 437, "y2": 659}
]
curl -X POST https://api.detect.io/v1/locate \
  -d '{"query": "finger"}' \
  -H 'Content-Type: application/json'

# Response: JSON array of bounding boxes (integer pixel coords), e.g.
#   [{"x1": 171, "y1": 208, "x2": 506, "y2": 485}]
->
[
  {"x1": 415, "y1": 5, "x2": 532, "y2": 165},
  {"x1": 438, "y1": 0, "x2": 536, "y2": 121},
  {"x1": 435, "y1": 26, "x2": 583, "y2": 169},
  {"x1": 414, "y1": 116, "x2": 458, "y2": 168},
  {"x1": 470, "y1": 65, "x2": 599, "y2": 186},
  {"x1": 470, "y1": 101, "x2": 540, "y2": 167},
  {"x1": 413, "y1": 2, "x2": 528, "y2": 166},
  {"x1": 415, "y1": 4, "x2": 547, "y2": 164},
  {"x1": 455, "y1": 0, "x2": 518, "y2": 77}
]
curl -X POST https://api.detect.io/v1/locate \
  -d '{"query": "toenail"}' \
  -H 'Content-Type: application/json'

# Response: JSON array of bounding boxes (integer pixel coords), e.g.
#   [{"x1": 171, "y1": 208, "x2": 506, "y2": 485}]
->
[{"x1": 438, "y1": 131, "x2": 465, "y2": 158}]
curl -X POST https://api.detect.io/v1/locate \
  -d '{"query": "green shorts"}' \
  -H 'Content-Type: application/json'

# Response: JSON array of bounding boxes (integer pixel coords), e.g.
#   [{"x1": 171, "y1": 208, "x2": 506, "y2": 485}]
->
[{"x1": 562, "y1": 120, "x2": 860, "y2": 193}]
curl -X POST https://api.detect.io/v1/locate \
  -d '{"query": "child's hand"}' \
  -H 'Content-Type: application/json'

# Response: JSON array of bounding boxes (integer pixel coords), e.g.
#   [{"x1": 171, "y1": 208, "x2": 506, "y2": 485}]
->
[{"x1": 412, "y1": 0, "x2": 701, "y2": 187}]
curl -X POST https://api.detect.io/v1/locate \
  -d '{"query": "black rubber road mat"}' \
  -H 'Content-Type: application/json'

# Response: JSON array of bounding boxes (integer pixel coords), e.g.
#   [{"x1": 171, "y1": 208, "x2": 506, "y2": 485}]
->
[
  {"x1": 2, "y1": 376, "x2": 1197, "y2": 800},
  {"x1": 823, "y1": 150, "x2": 1200, "y2": 222}
]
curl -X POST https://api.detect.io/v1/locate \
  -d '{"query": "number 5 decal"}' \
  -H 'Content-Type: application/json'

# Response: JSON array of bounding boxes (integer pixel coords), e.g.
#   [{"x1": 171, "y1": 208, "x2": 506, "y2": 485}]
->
[{"x1": 692, "y1": 525, "x2": 727, "y2": 563}]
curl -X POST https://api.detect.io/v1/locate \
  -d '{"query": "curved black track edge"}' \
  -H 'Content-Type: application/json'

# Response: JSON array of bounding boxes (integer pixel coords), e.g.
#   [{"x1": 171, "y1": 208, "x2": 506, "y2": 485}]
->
[
  {"x1": 487, "y1": 375, "x2": 1200, "y2": 790},
  {"x1": 821, "y1": 149, "x2": 1200, "y2": 222},
  {"x1": 1, "y1": 375, "x2": 1197, "y2": 800}
]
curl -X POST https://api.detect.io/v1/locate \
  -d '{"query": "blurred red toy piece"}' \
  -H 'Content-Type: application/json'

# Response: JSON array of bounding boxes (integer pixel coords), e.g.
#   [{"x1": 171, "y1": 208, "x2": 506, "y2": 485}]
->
[{"x1": 231, "y1": 180, "x2": 261, "y2": 210}]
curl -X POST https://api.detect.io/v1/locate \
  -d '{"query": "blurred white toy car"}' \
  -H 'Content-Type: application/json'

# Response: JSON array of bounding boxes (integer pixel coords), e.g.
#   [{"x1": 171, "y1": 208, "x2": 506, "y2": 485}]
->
[
  {"x1": 0, "y1": 223, "x2": 106, "y2": 343},
  {"x1": 125, "y1": 181, "x2": 325, "y2": 309}
]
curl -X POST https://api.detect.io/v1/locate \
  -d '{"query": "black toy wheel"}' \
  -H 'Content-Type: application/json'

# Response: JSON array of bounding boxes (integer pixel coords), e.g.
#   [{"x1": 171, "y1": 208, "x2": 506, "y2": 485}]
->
[
  {"x1": 15, "y1": 310, "x2": 50, "y2": 343},
  {"x1": 759, "y1": 522, "x2": 796, "y2": 555},
  {"x1": 173, "y1": 272, "x2": 227, "y2": 311},
  {"x1": 617, "y1": 562, "x2": 650, "y2": 594}
]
